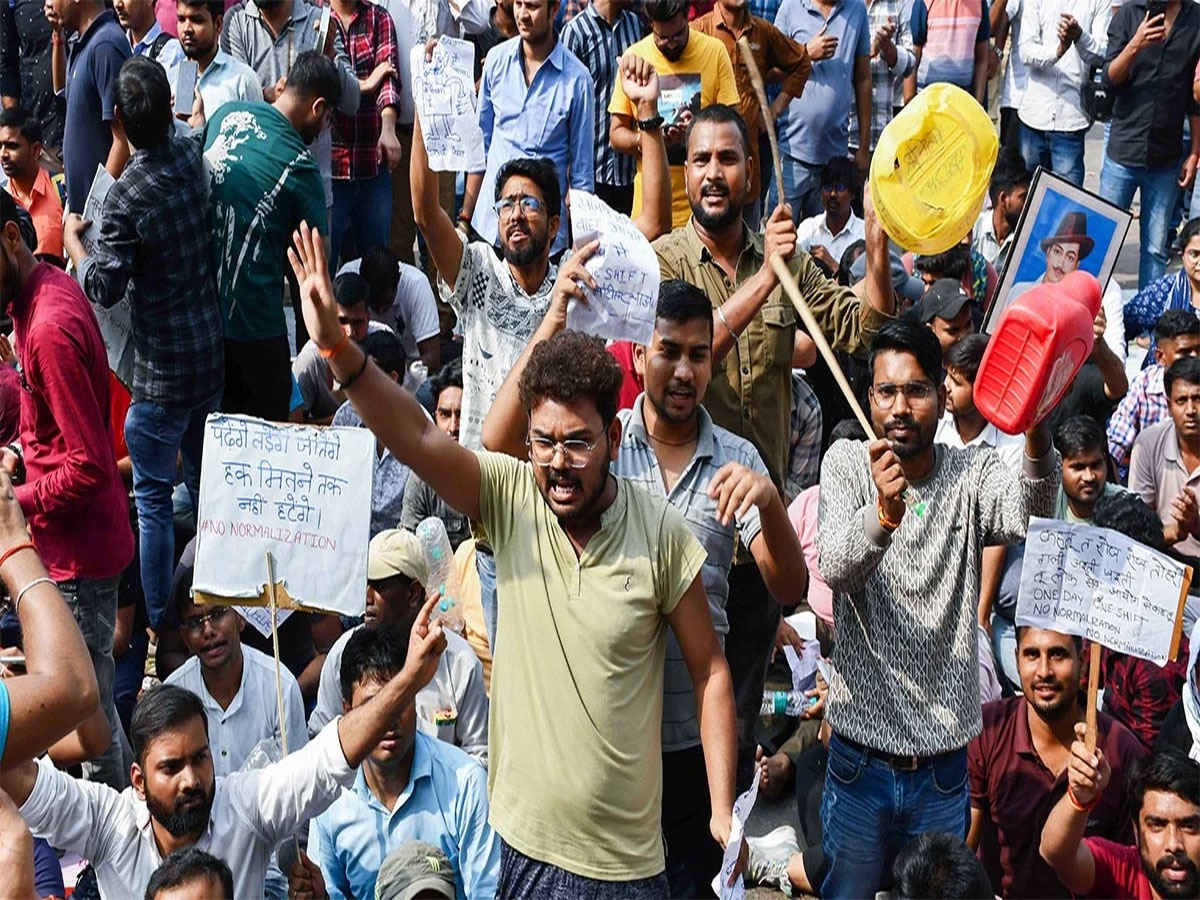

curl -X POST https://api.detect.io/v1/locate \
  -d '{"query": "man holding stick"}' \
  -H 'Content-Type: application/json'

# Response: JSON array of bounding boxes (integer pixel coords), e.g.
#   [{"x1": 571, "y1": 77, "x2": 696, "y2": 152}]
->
[
  {"x1": 654, "y1": 101, "x2": 897, "y2": 789},
  {"x1": 815, "y1": 318, "x2": 1060, "y2": 898}
]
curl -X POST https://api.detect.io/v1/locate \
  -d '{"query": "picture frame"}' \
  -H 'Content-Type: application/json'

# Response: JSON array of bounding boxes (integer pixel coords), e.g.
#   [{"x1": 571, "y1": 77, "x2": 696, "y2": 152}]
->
[{"x1": 983, "y1": 168, "x2": 1132, "y2": 334}]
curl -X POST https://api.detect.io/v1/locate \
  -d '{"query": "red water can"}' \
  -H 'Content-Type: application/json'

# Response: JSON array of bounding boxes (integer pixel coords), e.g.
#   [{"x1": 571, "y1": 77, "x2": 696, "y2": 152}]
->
[{"x1": 975, "y1": 270, "x2": 1102, "y2": 435}]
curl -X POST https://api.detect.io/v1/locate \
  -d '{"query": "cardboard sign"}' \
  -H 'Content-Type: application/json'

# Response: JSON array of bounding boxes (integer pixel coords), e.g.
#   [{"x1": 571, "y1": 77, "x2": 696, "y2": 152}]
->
[
  {"x1": 1016, "y1": 518, "x2": 1191, "y2": 665},
  {"x1": 567, "y1": 190, "x2": 660, "y2": 345},
  {"x1": 411, "y1": 38, "x2": 485, "y2": 172},
  {"x1": 193, "y1": 414, "x2": 373, "y2": 617}
]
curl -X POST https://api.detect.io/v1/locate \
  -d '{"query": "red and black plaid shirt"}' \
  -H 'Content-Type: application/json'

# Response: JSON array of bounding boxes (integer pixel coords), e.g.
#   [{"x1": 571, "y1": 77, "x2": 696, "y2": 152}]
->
[
  {"x1": 331, "y1": 0, "x2": 400, "y2": 181},
  {"x1": 1100, "y1": 637, "x2": 1191, "y2": 751}
]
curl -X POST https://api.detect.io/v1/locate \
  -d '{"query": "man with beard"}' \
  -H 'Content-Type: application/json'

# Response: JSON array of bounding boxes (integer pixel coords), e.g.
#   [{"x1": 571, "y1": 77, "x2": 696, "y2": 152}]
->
[
  {"x1": 1042, "y1": 742, "x2": 1200, "y2": 898},
  {"x1": 654, "y1": 101, "x2": 897, "y2": 792},
  {"x1": 165, "y1": 596, "x2": 307, "y2": 774},
  {"x1": 609, "y1": 0, "x2": 738, "y2": 229},
  {"x1": 308, "y1": 528, "x2": 489, "y2": 764},
  {"x1": 966, "y1": 627, "x2": 1145, "y2": 897},
  {"x1": 202, "y1": 50, "x2": 336, "y2": 422},
  {"x1": 815, "y1": 318, "x2": 1060, "y2": 897},
  {"x1": 0, "y1": 191, "x2": 134, "y2": 789},
  {"x1": 972, "y1": 152, "x2": 1030, "y2": 271},
  {"x1": 285, "y1": 220, "x2": 743, "y2": 896},
  {"x1": 0, "y1": 595, "x2": 448, "y2": 898},
  {"x1": 481, "y1": 278, "x2": 808, "y2": 894},
  {"x1": 300, "y1": 627, "x2": 497, "y2": 898},
  {"x1": 460, "y1": 0, "x2": 594, "y2": 255},
  {"x1": 175, "y1": 0, "x2": 262, "y2": 117},
  {"x1": 0, "y1": 107, "x2": 65, "y2": 261},
  {"x1": 1129, "y1": 356, "x2": 1200, "y2": 567}
]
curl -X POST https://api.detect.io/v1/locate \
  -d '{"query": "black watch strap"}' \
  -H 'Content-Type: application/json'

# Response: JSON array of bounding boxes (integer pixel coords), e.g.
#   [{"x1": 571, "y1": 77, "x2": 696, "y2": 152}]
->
[{"x1": 637, "y1": 114, "x2": 664, "y2": 132}]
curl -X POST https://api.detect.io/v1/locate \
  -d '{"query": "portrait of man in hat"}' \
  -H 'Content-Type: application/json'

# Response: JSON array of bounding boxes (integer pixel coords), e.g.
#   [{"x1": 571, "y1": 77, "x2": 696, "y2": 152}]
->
[{"x1": 1010, "y1": 210, "x2": 1096, "y2": 297}]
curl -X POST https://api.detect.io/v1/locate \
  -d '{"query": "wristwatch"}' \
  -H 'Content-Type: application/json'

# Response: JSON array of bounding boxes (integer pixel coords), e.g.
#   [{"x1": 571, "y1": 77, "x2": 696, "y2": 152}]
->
[{"x1": 636, "y1": 114, "x2": 664, "y2": 132}]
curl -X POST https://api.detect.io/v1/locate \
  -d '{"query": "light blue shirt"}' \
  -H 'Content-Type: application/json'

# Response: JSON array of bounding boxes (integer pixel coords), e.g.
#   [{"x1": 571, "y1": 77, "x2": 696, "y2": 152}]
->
[
  {"x1": 472, "y1": 37, "x2": 595, "y2": 255},
  {"x1": 131, "y1": 22, "x2": 185, "y2": 90},
  {"x1": 614, "y1": 396, "x2": 766, "y2": 752},
  {"x1": 0, "y1": 680, "x2": 9, "y2": 763},
  {"x1": 309, "y1": 732, "x2": 499, "y2": 900},
  {"x1": 197, "y1": 50, "x2": 265, "y2": 119},
  {"x1": 775, "y1": 0, "x2": 871, "y2": 164}
]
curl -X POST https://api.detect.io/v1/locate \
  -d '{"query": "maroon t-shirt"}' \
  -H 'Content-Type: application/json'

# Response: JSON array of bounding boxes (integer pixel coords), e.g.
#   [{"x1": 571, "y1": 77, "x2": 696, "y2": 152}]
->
[
  {"x1": 968, "y1": 696, "x2": 1146, "y2": 898},
  {"x1": 1085, "y1": 838, "x2": 1153, "y2": 900}
]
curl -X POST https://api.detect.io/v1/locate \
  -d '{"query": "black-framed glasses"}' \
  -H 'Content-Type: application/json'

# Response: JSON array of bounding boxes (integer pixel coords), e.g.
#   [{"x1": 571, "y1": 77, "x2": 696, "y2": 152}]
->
[
  {"x1": 525, "y1": 434, "x2": 600, "y2": 468},
  {"x1": 494, "y1": 195, "x2": 545, "y2": 219},
  {"x1": 182, "y1": 605, "x2": 232, "y2": 634},
  {"x1": 869, "y1": 381, "x2": 936, "y2": 409}
]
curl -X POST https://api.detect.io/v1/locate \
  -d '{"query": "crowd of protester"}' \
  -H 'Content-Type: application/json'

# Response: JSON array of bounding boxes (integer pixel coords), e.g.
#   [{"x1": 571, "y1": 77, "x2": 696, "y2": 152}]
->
[{"x1": 0, "y1": 0, "x2": 1198, "y2": 897}]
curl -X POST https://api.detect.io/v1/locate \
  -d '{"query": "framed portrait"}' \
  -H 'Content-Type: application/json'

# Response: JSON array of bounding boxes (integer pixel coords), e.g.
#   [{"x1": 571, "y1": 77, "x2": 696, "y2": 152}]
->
[{"x1": 983, "y1": 168, "x2": 1132, "y2": 334}]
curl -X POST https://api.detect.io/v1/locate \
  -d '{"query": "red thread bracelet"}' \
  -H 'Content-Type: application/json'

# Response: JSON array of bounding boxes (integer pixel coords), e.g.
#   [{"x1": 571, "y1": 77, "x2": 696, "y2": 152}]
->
[
  {"x1": 1067, "y1": 785, "x2": 1099, "y2": 812},
  {"x1": 318, "y1": 331, "x2": 350, "y2": 360},
  {"x1": 0, "y1": 541, "x2": 35, "y2": 571}
]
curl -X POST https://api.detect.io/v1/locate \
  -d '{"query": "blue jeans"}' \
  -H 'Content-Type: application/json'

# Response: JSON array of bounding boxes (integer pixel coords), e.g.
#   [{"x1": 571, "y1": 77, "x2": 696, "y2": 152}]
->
[
  {"x1": 1100, "y1": 154, "x2": 1181, "y2": 289},
  {"x1": 476, "y1": 546, "x2": 497, "y2": 652},
  {"x1": 991, "y1": 614, "x2": 1019, "y2": 693},
  {"x1": 125, "y1": 395, "x2": 219, "y2": 629},
  {"x1": 330, "y1": 170, "x2": 393, "y2": 269},
  {"x1": 770, "y1": 155, "x2": 824, "y2": 224},
  {"x1": 820, "y1": 733, "x2": 970, "y2": 898},
  {"x1": 1019, "y1": 124, "x2": 1086, "y2": 187},
  {"x1": 60, "y1": 576, "x2": 131, "y2": 789}
]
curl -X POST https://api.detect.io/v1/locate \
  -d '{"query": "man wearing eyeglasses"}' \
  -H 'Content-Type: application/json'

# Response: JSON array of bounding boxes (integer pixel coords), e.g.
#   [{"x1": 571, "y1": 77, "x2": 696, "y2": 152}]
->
[{"x1": 815, "y1": 318, "x2": 1060, "y2": 898}]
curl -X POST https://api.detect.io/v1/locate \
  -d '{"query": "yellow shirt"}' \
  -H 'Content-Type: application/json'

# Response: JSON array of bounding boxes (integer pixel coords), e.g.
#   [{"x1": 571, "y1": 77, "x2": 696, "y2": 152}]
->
[
  {"x1": 452, "y1": 538, "x2": 493, "y2": 692},
  {"x1": 476, "y1": 450, "x2": 706, "y2": 879},
  {"x1": 609, "y1": 30, "x2": 739, "y2": 228}
]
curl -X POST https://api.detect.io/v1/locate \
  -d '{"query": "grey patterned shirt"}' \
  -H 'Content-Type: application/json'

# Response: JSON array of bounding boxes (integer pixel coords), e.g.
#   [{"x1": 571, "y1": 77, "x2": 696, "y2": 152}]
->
[
  {"x1": 817, "y1": 440, "x2": 1059, "y2": 756},
  {"x1": 615, "y1": 396, "x2": 765, "y2": 752}
]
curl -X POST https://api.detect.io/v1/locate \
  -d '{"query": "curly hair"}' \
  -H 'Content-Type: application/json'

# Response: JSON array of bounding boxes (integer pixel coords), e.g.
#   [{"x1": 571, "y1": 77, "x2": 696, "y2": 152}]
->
[{"x1": 518, "y1": 331, "x2": 623, "y2": 427}]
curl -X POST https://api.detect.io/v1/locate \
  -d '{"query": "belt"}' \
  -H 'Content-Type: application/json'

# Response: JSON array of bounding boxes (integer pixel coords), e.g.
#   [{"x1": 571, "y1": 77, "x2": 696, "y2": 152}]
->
[{"x1": 837, "y1": 734, "x2": 961, "y2": 773}]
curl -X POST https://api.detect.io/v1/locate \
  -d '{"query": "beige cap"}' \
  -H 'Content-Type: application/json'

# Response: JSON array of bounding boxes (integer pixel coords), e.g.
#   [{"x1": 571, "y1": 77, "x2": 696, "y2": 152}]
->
[{"x1": 367, "y1": 529, "x2": 428, "y2": 586}]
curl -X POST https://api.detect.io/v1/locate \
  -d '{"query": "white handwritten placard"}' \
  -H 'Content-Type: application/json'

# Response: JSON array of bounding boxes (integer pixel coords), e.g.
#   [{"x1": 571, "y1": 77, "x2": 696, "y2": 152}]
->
[
  {"x1": 567, "y1": 190, "x2": 660, "y2": 345},
  {"x1": 76, "y1": 164, "x2": 136, "y2": 389},
  {"x1": 411, "y1": 37, "x2": 485, "y2": 173},
  {"x1": 1016, "y1": 518, "x2": 1191, "y2": 665},
  {"x1": 193, "y1": 414, "x2": 373, "y2": 617}
]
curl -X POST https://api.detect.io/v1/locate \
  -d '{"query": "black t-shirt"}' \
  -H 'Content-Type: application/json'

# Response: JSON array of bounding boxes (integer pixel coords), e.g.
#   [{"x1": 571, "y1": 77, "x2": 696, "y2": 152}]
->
[{"x1": 1047, "y1": 363, "x2": 1116, "y2": 433}]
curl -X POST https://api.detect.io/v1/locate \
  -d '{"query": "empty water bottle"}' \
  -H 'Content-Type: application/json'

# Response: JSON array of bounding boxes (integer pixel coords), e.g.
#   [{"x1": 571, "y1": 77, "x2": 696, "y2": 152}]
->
[
  {"x1": 415, "y1": 516, "x2": 465, "y2": 634},
  {"x1": 761, "y1": 690, "x2": 818, "y2": 716}
]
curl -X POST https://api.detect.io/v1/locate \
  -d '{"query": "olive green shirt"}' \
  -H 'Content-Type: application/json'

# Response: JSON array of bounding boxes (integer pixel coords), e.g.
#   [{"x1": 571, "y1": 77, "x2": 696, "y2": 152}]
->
[{"x1": 655, "y1": 222, "x2": 892, "y2": 491}]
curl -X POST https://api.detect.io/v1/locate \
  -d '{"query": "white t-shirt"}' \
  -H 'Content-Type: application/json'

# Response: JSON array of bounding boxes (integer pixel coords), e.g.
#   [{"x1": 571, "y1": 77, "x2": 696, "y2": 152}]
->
[
  {"x1": 795, "y1": 211, "x2": 866, "y2": 266},
  {"x1": 338, "y1": 258, "x2": 441, "y2": 362}
]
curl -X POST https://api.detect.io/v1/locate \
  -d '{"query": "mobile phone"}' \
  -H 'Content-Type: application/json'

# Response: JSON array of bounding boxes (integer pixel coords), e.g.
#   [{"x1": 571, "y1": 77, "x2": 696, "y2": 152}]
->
[
  {"x1": 316, "y1": 5, "x2": 333, "y2": 53},
  {"x1": 174, "y1": 60, "x2": 199, "y2": 117},
  {"x1": 1147, "y1": 0, "x2": 1168, "y2": 19}
]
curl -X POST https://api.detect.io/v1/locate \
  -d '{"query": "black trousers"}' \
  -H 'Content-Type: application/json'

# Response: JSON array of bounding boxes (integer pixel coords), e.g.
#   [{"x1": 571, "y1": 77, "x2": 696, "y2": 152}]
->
[{"x1": 221, "y1": 336, "x2": 291, "y2": 422}]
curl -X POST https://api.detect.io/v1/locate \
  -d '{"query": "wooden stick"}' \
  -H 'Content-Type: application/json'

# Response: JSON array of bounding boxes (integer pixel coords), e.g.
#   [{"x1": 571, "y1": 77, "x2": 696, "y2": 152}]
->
[
  {"x1": 771, "y1": 255, "x2": 875, "y2": 438},
  {"x1": 736, "y1": 36, "x2": 785, "y2": 207},
  {"x1": 265, "y1": 552, "x2": 303, "y2": 860},
  {"x1": 1084, "y1": 642, "x2": 1101, "y2": 752}
]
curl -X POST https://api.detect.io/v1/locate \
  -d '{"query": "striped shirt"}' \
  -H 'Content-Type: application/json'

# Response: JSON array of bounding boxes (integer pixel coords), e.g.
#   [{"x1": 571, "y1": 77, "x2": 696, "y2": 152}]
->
[
  {"x1": 911, "y1": 0, "x2": 989, "y2": 92},
  {"x1": 849, "y1": 0, "x2": 915, "y2": 151},
  {"x1": 614, "y1": 396, "x2": 765, "y2": 752},
  {"x1": 561, "y1": 3, "x2": 642, "y2": 190}
]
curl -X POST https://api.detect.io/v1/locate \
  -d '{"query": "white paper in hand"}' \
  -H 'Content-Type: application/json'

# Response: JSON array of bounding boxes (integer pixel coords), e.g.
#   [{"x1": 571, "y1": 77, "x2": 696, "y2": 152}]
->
[
  {"x1": 567, "y1": 190, "x2": 660, "y2": 345},
  {"x1": 711, "y1": 776, "x2": 759, "y2": 900},
  {"x1": 411, "y1": 38, "x2": 485, "y2": 172}
]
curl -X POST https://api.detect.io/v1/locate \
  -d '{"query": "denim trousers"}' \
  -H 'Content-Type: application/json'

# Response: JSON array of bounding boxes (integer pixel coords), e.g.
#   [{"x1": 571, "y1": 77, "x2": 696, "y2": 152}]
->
[
  {"x1": 1100, "y1": 154, "x2": 1181, "y2": 289},
  {"x1": 59, "y1": 576, "x2": 131, "y2": 788},
  {"x1": 1019, "y1": 124, "x2": 1087, "y2": 187},
  {"x1": 770, "y1": 155, "x2": 825, "y2": 224},
  {"x1": 125, "y1": 395, "x2": 220, "y2": 629},
  {"x1": 820, "y1": 733, "x2": 970, "y2": 898},
  {"x1": 330, "y1": 170, "x2": 393, "y2": 270}
]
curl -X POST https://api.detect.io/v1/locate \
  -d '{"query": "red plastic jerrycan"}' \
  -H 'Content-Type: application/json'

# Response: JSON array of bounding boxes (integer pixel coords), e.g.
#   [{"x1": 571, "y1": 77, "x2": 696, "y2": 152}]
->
[{"x1": 975, "y1": 270, "x2": 1102, "y2": 435}]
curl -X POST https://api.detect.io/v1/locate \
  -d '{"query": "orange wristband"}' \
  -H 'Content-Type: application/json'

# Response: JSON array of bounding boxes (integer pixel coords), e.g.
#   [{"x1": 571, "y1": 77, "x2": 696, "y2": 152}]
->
[
  {"x1": 318, "y1": 331, "x2": 349, "y2": 360},
  {"x1": 1067, "y1": 785, "x2": 1099, "y2": 812},
  {"x1": 0, "y1": 541, "x2": 35, "y2": 572}
]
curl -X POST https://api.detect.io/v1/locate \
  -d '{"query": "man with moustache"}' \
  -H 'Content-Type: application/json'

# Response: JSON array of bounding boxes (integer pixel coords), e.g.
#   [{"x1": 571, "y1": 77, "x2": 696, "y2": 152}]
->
[
  {"x1": 299, "y1": 627, "x2": 498, "y2": 899},
  {"x1": 176, "y1": 0, "x2": 263, "y2": 116},
  {"x1": 972, "y1": 152, "x2": 1030, "y2": 271},
  {"x1": 1041, "y1": 743, "x2": 1200, "y2": 899},
  {"x1": 285, "y1": 219, "x2": 744, "y2": 895},
  {"x1": 481, "y1": 279, "x2": 809, "y2": 894},
  {"x1": 815, "y1": 318, "x2": 1060, "y2": 897},
  {"x1": 0, "y1": 597, "x2": 448, "y2": 899},
  {"x1": 460, "y1": 0, "x2": 595, "y2": 254},
  {"x1": 967, "y1": 627, "x2": 1145, "y2": 897}
]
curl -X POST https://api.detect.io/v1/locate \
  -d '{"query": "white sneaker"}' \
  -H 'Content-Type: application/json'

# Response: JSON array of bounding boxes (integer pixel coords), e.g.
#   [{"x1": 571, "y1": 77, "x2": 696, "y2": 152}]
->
[{"x1": 746, "y1": 825, "x2": 799, "y2": 895}]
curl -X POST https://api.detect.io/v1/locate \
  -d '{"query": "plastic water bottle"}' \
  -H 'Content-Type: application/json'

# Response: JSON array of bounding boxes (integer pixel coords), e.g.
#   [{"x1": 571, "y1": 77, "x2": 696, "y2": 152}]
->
[
  {"x1": 760, "y1": 690, "x2": 818, "y2": 716},
  {"x1": 415, "y1": 516, "x2": 465, "y2": 634},
  {"x1": 975, "y1": 270, "x2": 1101, "y2": 434}
]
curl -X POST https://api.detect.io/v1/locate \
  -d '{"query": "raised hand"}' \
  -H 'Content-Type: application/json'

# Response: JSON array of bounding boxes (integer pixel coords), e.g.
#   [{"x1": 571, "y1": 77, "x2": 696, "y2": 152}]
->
[
  {"x1": 287, "y1": 222, "x2": 343, "y2": 352},
  {"x1": 869, "y1": 438, "x2": 907, "y2": 529}
]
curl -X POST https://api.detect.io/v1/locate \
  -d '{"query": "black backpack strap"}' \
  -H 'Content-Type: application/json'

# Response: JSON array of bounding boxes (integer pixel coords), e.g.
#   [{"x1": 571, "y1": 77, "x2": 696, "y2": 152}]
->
[{"x1": 148, "y1": 32, "x2": 173, "y2": 61}]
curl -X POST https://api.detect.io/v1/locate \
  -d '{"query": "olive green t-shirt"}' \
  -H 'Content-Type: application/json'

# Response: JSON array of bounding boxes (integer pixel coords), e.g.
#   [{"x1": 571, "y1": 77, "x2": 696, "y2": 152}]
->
[{"x1": 476, "y1": 450, "x2": 706, "y2": 880}]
